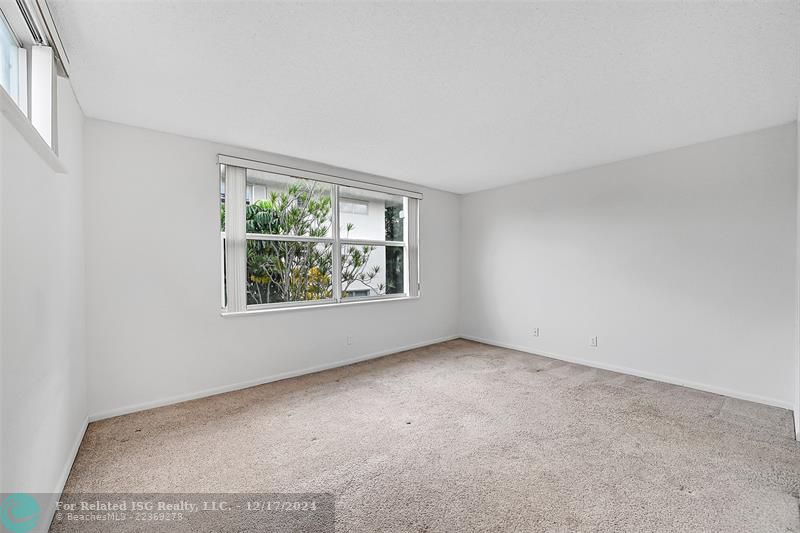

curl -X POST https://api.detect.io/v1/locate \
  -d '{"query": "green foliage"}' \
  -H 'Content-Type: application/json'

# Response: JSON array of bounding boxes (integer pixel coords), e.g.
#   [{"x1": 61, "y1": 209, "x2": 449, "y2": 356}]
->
[
  {"x1": 222, "y1": 180, "x2": 384, "y2": 305},
  {"x1": 385, "y1": 202, "x2": 403, "y2": 241},
  {"x1": 246, "y1": 182, "x2": 332, "y2": 238},
  {"x1": 383, "y1": 202, "x2": 404, "y2": 293}
]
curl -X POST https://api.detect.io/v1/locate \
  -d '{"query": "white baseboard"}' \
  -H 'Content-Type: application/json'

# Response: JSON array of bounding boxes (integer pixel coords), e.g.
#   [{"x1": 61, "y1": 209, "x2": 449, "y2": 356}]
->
[
  {"x1": 89, "y1": 335, "x2": 459, "y2": 422},
  {"x1": 55, "y1": 417, "x2": 88, "y2": 493},
  {"x1": 44, "y1": 416, "x2": 88, "y2": 529},
  {"x1": 461, "y1": 335, "x2": 795, "y2": 411}
]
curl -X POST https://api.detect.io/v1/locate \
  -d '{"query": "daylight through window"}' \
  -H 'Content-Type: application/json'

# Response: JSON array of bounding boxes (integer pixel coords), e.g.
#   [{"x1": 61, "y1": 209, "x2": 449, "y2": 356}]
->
[{"x1": 219, "y1": 157, "x2": 421, "y2": 312}]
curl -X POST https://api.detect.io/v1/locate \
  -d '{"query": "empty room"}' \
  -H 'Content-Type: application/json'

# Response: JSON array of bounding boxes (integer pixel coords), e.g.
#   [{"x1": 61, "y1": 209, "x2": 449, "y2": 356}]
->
[{"x1": 1, "y1": 1, "x2": 799, "y2": 531}]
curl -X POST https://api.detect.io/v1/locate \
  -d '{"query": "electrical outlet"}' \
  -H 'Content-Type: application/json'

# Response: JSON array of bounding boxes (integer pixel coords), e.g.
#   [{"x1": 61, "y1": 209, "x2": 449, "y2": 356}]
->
[
  {"x1": 346, "y1": 336, "x2": 353, "y2": 346},
  {"x1": 590, "y1": 336, "x2": 598, "y2": 347},
  {"x1": 532, "y1": 328, "x2": 540, "y2": 337}
]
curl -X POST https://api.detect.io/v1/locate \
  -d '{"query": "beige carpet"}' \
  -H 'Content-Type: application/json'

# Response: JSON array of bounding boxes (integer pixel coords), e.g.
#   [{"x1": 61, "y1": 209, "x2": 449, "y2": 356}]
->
[{"x1": 58, "y1": 339, "x2": 800, "y2": 532}]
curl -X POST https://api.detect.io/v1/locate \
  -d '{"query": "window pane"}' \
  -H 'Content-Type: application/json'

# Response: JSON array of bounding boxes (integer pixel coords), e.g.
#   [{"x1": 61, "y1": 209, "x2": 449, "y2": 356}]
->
[
  {"x1": 247, "y1": 240, "x2": 333, "y2": 305},
  {"x1": 221, "y1": 235, "x2": 227, "y2": 308},
  {"x1": 341, "y1": 244, "x2": 404, "y2": 298},
  {"x1": 340, "y1": 197, "x2": 369, "y2": 215},
  {"x1": 0, "y1": 17, "x2": 19, "y2": 103},
  {"x1": 338, "y1": 187, "x2": 405, "y2": 241},
  {"x1": 246, "y1": 169, "x2": 333, "y2": 237}
]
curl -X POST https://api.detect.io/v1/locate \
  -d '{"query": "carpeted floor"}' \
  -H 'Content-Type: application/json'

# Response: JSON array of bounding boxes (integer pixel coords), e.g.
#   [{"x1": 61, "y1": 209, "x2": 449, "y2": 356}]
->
[{"x1": 59, "y1": 339, "x2": 800, "y2": 532}]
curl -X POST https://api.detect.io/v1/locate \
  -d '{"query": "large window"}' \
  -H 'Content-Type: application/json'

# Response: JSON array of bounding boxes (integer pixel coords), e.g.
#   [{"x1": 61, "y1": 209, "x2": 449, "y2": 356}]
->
[{"x1": 220, "y1": 156, "x2": 421, "y2": 313}]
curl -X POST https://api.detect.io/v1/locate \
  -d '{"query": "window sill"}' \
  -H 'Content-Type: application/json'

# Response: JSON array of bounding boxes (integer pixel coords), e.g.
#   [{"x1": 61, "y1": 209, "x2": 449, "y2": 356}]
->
[
  {"x1": 0, "y1": 87, "x2": 65, "y2": 173},
  {"x1": 221, "y1": 295, "x2": 420, "y2": 317}
]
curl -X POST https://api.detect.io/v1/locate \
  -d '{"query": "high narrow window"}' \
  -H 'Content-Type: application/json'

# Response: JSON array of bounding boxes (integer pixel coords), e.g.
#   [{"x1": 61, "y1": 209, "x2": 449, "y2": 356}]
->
[
  {"x1": 0, "y1": 0, "x2": 69, "y2": 152},
  {"x1": 219, "y1": 156, "x2": 421, "y2": 313}
]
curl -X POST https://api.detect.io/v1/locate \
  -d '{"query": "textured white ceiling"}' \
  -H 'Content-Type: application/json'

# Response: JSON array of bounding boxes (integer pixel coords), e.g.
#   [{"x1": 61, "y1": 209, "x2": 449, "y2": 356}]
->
[{"x1": 51, "y1": 1, "x2": 799, "y2": 194}]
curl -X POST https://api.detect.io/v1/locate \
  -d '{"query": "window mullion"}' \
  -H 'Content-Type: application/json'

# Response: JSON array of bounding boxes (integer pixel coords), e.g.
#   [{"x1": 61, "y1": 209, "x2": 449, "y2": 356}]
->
[
  {"x1": 332, "y1": 185, "x2": 342, "y2": 302},
  {"x1": 30, "y1": 45, "x2": 56, "y2": 150},
  {"x1": 245, "y1": 233, "x2": 333, "y2": 243},
  {"x1": 339, "y1": 238, "x2": 405, "y2": 247}
]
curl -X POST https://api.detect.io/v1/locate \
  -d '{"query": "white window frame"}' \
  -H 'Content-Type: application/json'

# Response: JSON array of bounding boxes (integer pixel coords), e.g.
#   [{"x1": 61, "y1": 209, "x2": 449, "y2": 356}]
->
[
  {"x1": 0, "y1": 0, "x2": 70, "y2": 155},
  {"x1": 219, "y1": 154, "x2": 422, "y2": 314}
]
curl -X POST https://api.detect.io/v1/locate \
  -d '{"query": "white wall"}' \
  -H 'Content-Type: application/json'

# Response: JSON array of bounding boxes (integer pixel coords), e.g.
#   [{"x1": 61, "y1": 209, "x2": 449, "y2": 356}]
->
[
  {"x1": 83, "y1": 119, "x2": 460, "y2": 419},
  {"x1": 0, "y1": 78, "x2": 86, "y2": 492},
  {"x1": 460, "y1": 124, "x2": 798, "y2": 409},
  {"x1": 796, "y1": 111, "x2": 800, "y2": 436}
]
